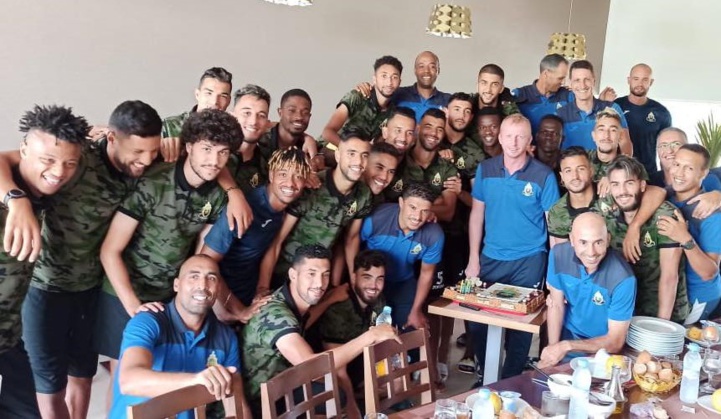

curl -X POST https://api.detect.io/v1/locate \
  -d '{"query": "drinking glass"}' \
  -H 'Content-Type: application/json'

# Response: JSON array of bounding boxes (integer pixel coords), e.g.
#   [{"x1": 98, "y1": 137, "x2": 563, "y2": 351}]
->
[
  {"x1": 702, "y1": 349, "x2": 721, "y2": 394},
  {"x1": 702, "y1": 322, "x2": 721, "y2": 347},
  {"x1": 435, "y1": 399, "x2": 456, "y2": 417},
  {"x1": 541, "y1": 391, "x2": 570, "y2": 416},
  {"x1": 454, "y1": 402, "x2": 471, "y2": 419}
]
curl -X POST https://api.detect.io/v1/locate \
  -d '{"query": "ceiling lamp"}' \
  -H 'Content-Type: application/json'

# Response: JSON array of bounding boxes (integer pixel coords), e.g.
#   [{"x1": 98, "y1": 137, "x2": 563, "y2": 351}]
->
[
  {"x1": 547, "y1": 0, "x2": 586, "y2": 60},
  {"x1": 262, "y1": 0, "x2": 312, "y2": 6},
  {"x1": 426, "y1": 4, "x2": 472, "y2": 39}
]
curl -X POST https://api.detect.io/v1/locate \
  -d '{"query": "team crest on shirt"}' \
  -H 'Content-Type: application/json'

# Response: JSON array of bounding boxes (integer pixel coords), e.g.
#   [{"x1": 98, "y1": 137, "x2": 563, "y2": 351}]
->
[
  {"x1": 522, "y1": 182, "x2": 533, "y2": 197},
  {"x1": 370, "y1": 311, "x2": 378, "y2": 325},
  {"x1": 456, "y1": 157, "x2": 466, "y2": 169},
  {"x1": 643, "y1": 231, "x2": 656, "y2": 248},
  {"x1": 200, "y1": 202, "x2": 212, "y2": 219},
  {"x1": 432, "y1": 173, "x2": 442, "y2": 186},
  {"x1": 592, "y1": 291, "x2": 605, "y2": 306},
  {"x1": 599, "y1": 201, "x2": 613, "y2": 216},
  {"x1": 410, "y1": 243, "x2": 422, "y2": 255},
  {"x1": 392, "y1": 179, "x2": 404, "y2": 192},
  {"x1": 250, "y1": 173, "x2": 259, "y2": 188},
  {"x1": 346, "y1": 200, "x2": 358, "y2": 216},
  {"x1": 206, "y1": 351, "x2": 218, "y2": 367},
  {"x1": 556, "y1": 103, "x2": 563, "y2": 110},
  {"x1": 646, "y1": 112, "x2": 656, "y2": 123}
]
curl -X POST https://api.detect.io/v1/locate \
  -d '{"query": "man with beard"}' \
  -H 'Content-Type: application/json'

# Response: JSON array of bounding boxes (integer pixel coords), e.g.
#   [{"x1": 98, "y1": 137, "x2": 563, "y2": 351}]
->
[
  {"x1": 514, "y1": 54, "x2": 572, "y2": 136},
  {"x1": 258, "y1": 131, "x2": 374, "y2": 291},
  {"x1": 201, "y1": 148, "x2": 311, "y2": 322},
  {"x1": 472, "y1": 64, "x2": 519, "y2": 118},
  {"x1": 605, "y1": 156, "x2": 688, "y2": 323},
  {"x1": 243, "y1": 245, "x2": 398, "y2": 417},
  {"x1": 95, "y1": 109, "x2": 241, "y2": 406},
  {"x1": 475, "y1": 108, "x2": 503, "y2": 158},
  {"x1": 378, "y1": 107, "x2": 418, "y2": 202},
  {"x1": 466, "y1": 114, "x2": 559, "y2": 382},
  {"x1": 317, "y1": 250, "x2": 388, "y2": 419},
  {"x1": 161, "y1": 67, "x2": 233, "y2": 162},
  {"x1": 615, "y1": 64, "x2": 672, "y2": 174},
  {"x1": 557, "y1": 60, "x2": 632, "y2": 154},
  {"x1": 534, "y1": 115, "x2": 564, "y2": 175},
  {"x1": 538, "y1": 213, "x2": 636, "y2": 368},
  {"x1": 109, "y1": 255, "x2": 251, "y2": 419},
  {"x1": 587, "y1": 107, "x2": 640, "y2": 192},
  {"x1": 363, "y1": 142, "x2": 401, "y2": 205},
  {"x1": 318, "y1": 56, "x2": 402, "y2": 166},
  {"x1": 0, "y1": 105, "x2": 87, "y2": 418}
]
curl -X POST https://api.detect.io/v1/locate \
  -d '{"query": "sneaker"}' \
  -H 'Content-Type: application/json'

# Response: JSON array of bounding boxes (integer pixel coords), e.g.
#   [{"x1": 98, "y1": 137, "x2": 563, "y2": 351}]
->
[
  {"x1": 456, "y1": 333, "x2": 467, "y2": 347},
  {"x1": 437, "y1": 362, "x2": 449, "y2": 383},
  {"x1": 457, "y1": 357, "x2": 475, "y2": 374}
]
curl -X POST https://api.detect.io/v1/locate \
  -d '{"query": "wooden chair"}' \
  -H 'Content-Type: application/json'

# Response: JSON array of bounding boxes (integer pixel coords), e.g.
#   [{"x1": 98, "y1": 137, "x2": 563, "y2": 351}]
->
[
  {"x1": 260, "y1": 352, "x2": 341, "y2": 419},
  {"x1": 363, "y1": 328, "x2": 435, "y2": 414},
  {"x1": 127, "y1": 372, "x2": 245, "y2": 419}
]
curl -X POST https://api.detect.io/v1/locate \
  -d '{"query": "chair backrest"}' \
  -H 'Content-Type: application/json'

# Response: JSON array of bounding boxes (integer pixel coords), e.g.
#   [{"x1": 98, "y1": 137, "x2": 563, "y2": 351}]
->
[
  {"x1": 363, "y1": 328, "x2": 435, "y2": 414},
  {"x1": 127, "y1": 372, "x2": 245, "y2": 419},
  {"x1": 260, "y1": 352, "x2": 341, "y2": 419}
]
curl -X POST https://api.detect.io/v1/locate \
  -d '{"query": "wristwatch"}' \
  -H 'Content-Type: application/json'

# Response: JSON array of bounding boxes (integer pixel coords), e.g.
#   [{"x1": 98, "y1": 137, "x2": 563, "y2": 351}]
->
[
  {"x1": 681, "y1": 239, "x2": 696, "y2": 250},
  {"x1": 2, "y1": 189, "x2": 27, "y2": 207}
]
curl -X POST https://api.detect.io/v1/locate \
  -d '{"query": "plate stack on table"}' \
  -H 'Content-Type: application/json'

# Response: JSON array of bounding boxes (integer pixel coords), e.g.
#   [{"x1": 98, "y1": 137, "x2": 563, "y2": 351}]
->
[{"x1": 626, "y1": 316, "x2": 685, "y2": 356}]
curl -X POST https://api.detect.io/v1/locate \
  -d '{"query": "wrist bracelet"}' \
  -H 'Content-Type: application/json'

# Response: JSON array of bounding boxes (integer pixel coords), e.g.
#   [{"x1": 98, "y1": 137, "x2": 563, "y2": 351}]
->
[{"x1": 225, "y1": 186, "x2": 240, "y2": 193}]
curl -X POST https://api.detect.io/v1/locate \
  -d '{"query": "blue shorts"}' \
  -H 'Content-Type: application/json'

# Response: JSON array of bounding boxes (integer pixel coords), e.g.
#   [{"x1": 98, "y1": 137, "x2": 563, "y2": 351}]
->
[
  {"x1": 0, "y1": 343, "x2": 41, "y2": 418},
  {"x1": 21, "y1": 286, "x2": 99, "y2": 393},
  {"x1": 92, "y1": 292, "x2": 131, "y2": 360}
]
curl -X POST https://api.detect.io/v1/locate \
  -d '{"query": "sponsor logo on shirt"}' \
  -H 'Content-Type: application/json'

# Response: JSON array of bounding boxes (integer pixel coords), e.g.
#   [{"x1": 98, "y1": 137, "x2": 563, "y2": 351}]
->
[{"x1": 261, "y1": 219, "x2": 273, "y2": 228}]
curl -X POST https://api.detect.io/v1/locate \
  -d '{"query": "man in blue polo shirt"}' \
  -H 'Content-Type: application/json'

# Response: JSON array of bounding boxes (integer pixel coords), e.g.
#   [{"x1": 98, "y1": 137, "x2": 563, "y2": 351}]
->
[
  {"x1": 514, "y1": 54, "x2": 572, "y2": 136},
  {"x1": 394, "y1": 51, "x2": 451, "y2": 122},
  {"x1": 465, "y1": 113, "x2": 559, "y2": 381},
  {"x1": 201, "y1": 147, "x2": 311, "y2": 322},
  {"x1": 557, "y1": 60, "x2": 631, "y2": 154},
  {"x1": 538, "y1": 213, "x2": 636, "y2": 368},
  {"x1": 360, "y1": 182, "x2": 444, "y2": 330},
  {"x1": 110, "y1": 254, "x2": 248, "y2": 419},
  {"x1": 659, "y1": 144, "x2": 721, "y2": 323}
]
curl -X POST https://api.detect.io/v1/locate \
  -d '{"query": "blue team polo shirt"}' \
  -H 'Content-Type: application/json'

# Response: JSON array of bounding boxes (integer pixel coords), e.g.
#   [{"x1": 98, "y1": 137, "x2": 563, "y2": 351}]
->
[
  {"x1": 393, "y1": 84, "x2": 450, "y2": 123},
  {"x1": 557, "y1": 98, "x2": 628, "y2": 150},
  {"x1": 110, "y1": 300, "x2": 240, "y2": 419},
  {"x1": 547, "y1": 243, "x2": 636, "y2": 339},
  {"x1": 203, "y1": 186, "x2": 284, "y2": 306},
  {"x1": 668, "y1": 190, "x2": 721, "y2": 304},
  {"x1": 648, "y1": 170, "x2": 721, "y2": 192},
  {"x1": 360, "y1": 203, "x2": 444, "y2": 283},
  {"x1": 472, "y1": 155, "x2": 560, "y2": 261},
  {"x1": 513, "y1": 82, "x2": 574, "y2": 135},
  {"x1": 614, "y1": 96, "x2": 672, "y2": 174}
]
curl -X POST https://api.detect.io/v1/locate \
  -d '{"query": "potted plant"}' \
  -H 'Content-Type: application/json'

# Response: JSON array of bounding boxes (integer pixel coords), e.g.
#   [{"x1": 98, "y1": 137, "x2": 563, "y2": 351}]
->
[{"x1": 696, "y1": 113, "x2": 721, "y2": 168}]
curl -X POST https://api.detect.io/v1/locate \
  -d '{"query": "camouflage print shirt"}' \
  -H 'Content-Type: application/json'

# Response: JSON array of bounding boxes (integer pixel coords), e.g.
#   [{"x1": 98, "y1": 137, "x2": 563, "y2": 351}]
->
[
  {"x1": 275, "y1": 170, "x2": 373, "y2": 277},
  {"x1": 318, "y1": 288, "x2": 385, "y2": 345},
  {"x1": 242, "y1": 283, "x2": 308, "y2": 402},
  {"x1": 32, "y1": 140, "x2": 137, "y2": 292},
  {"x1": 101, "y1": 157, "x2": 225, "y2": 301},
  {"x1": 161, "y1": 107, "x2": 195, "y2": 138},
  {"x1": 605, "y1": 201, "x2": 689, "y2": 323},
  {"x1": 589, "y1": 151, "x2": 649, "y2": 183},
  {"x1": 225, "y1": 149, "x2": 267, "y2": 194},
  {"x1": 0, "y1": 168, "x2": 46, "y2": 353},
  {"x1": 547, "y1": 192, "x2": 615, "y2": 239},
  {"x1": 317, "y1": 90, "x2": 393, "y2": 146},
  {"x1": 441, "y1": 136, "x2": 486, "y2": 183},
  {"x1": 257, "y1": 125, "x2": 304, "y2": 161},
  {"x1": 384, "y1": 153, "x2": 458, "y2": 203}
]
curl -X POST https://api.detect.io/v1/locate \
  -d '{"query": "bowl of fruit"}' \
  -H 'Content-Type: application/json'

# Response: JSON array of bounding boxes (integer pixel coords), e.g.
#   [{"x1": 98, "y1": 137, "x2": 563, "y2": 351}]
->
[{"x1": 632, "y1": 350, "x2": 681, "y2": 393}]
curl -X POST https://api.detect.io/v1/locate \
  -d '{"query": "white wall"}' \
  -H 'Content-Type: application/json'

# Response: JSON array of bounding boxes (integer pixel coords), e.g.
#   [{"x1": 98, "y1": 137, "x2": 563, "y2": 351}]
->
[
  {"x1": 0, "y1": 0, "x2": 610, "y2": 149},
  {"x1": 600, "y1": 0, "x2": 721, "y2": 141}
]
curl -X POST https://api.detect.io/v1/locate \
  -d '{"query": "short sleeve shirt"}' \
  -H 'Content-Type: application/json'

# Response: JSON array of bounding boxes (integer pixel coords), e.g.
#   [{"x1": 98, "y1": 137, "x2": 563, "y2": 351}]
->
[
  {"x1": 393, "y1": 84, "x2": 450, "y2": 123},
  {"x1": 547, "y1": 243, "x2": 637, "y2": 339},
  {"x1": 384, "y1": 154, "x2": 458, "y2": 203},
  {"x1": 547, "y1": 193, "x2": 614, "y2": 239},
  {"x1": 242, "y1": 284, "x2": 307, "y2": 402},
  {"x1": 276, "y1": 170, "x2": 374, "y2": 276},
  {"x1": 513, "y1": 82, "x2": 574, "y2": 136},
  {"x1": 614, "y1": 96, "x2": 671, "y2": 174},
  {"x1": 109, "y1": 300, "x2": 239, "y2": 419},
  {"x1": 317, "y1": 90, "x2": 393, "y2": 145},
  {"x1": 32, "y1": 140, "x2": 137, "y2": 292},
  {"x1": 604, "y1": 201, "x2": 689, "y2": 323},
  {"x1": 360, "y1": 203, "x2": 444, "y2": 283},
  {"x1": 225, "y1": 149, "x2": 267, "y2": 195},
  {"x1": 161, "y1": 108, "x2": 194, "y2": 138},
  {"x1": 557, "y1": 99, "x2": 628, "y2": 150},
  {"x1": 257, "y1": 125, "x2": 305, "y2": 161},
  {"x1": 102, "y1": 157, "x2": 226, "y2": 301},
  {"x1": 588, "y1": 151, "x2": 649, "y2": 184},
  {"x1": 318, "y1": 288, "x2": 385, "y2": 344}
]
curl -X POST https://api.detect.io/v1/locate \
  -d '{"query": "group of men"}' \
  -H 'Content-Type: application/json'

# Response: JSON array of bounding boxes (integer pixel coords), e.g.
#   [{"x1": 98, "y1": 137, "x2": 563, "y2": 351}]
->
[{"x1": 0, "y1": 48, "x2": 719, "y2": 419}]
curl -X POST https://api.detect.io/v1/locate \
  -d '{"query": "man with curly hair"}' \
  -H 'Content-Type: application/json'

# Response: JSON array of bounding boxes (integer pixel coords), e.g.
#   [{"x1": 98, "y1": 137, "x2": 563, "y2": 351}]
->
[
  {"x1": 95, "y1": 109, "x2": 242, "y2": 407},
  {"x1": 0, "y1": 105, "x2": 88, "y2": 418}
]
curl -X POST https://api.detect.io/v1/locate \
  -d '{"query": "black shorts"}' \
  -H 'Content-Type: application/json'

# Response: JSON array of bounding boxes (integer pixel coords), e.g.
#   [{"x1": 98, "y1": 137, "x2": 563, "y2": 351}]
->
[
  {"x1": 0, "y1": 343, "x2": 41, "y2": 418},
  {"x1": 92, "y1": 292, "x2": 131, "y2": 360}
]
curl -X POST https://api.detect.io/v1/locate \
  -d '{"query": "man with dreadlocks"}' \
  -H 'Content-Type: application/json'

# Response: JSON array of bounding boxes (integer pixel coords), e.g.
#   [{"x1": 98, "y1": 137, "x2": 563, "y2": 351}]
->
[{"x1": 201, "y1": 147, "x2": 312, "y2": 323}]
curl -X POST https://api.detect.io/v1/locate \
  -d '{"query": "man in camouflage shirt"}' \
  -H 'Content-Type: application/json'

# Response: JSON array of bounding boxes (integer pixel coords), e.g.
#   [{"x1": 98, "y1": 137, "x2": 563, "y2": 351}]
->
[
  {"x1": 258, "y1": 131, "x2": 374, "y2": 292},
  {"x1": 318, "y1": 56, "x2": 402, "y2": 166},
  {"x1": 605, "y1": 156, "x2": 689, "y2": 323},
  {"x1": 95, "y1": 109, "x2": 241, "y2": 405},
  {"x1": 363, "y1": 142, "x2": 401, "y2": 206},
  {"x1": 242, "y1": 245, "x2": 397, "y2": 417},
  {"x1": 469, "y1": 63, "x2": 519, "y2": 148},
  {"x1": 0, "y1": 105, "x2": 87, "y2": 418}
]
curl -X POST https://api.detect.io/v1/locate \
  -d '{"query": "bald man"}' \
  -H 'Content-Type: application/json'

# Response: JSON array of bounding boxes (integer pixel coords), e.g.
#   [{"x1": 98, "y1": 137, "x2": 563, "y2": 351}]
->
[
  {"x1": 539, "y1": 213, "x2": 637, "y2": 368},
  {"x1": 615, "y1": 64, "x2": 672, "y2": 173}
]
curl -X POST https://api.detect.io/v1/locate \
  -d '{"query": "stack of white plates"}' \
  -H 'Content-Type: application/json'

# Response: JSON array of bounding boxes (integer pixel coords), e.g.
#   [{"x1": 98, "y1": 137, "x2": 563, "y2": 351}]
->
[{"x1": 626, "y1": 316, "x2": 685, "y2": 356}]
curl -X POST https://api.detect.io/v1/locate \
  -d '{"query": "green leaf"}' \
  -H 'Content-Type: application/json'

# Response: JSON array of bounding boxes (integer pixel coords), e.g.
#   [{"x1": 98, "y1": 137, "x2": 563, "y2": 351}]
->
[{"x1": 696, "y1": 113, "x2": 721, "y2": 168}]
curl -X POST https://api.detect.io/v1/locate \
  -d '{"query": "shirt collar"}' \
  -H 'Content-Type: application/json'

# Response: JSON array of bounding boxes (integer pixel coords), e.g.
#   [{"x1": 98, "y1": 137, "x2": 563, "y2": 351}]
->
[
  {"x1": 175, "y1": 155, "x2": 218, "y2": 195},
  {"x1": 279, "y1": 282, "x2": 309, "y2": 328},
  {"x1": 99, "y1": 138, "x2": 126, "y2": 180},
  {"x1": 325, "y1": 169, "x2": 359, "y2": 200},
  {"x1": 168, "y1": 298, "x2": 211, "y2": 343}
]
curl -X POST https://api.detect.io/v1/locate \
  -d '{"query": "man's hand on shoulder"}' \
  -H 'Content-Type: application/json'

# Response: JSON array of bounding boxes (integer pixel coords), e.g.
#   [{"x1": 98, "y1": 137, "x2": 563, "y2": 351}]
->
[
  {"x1": 194, "y1": 365, "x2": 237, "y2": 400},
  {"x1": 238, "y1": 294, "x2": 272, "y2": 324},
  {"x1": 135, "y1": 301, "x2": 165, "y2": 314}
]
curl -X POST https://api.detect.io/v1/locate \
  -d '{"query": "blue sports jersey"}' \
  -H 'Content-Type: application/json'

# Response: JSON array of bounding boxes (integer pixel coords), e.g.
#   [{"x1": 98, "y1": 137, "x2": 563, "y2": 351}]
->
[
  {"x1": 513, "y1": 82, "x2": 574, "y2": 136},
  {"x1": 361, "y1": 203, "x2": 444, "y2": 283},
  {"x1": 557, "y1": 98, "x2": 628, "y2": 150},
  {"x1": 471, "y1": 156, "x2": 559, "y2": 261},
  {"x1": 547, "y1": 243, "x2": 636, "y2": 339},
  {"x1": 614, "y1": 96, "x2": 671, "y2": 174},
  {"x1": 110, "y1": 300, "x2": 240, "y2": 419},
  {"x1": 393, "y1": 84, "x2": 450, "y2": 123}
]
